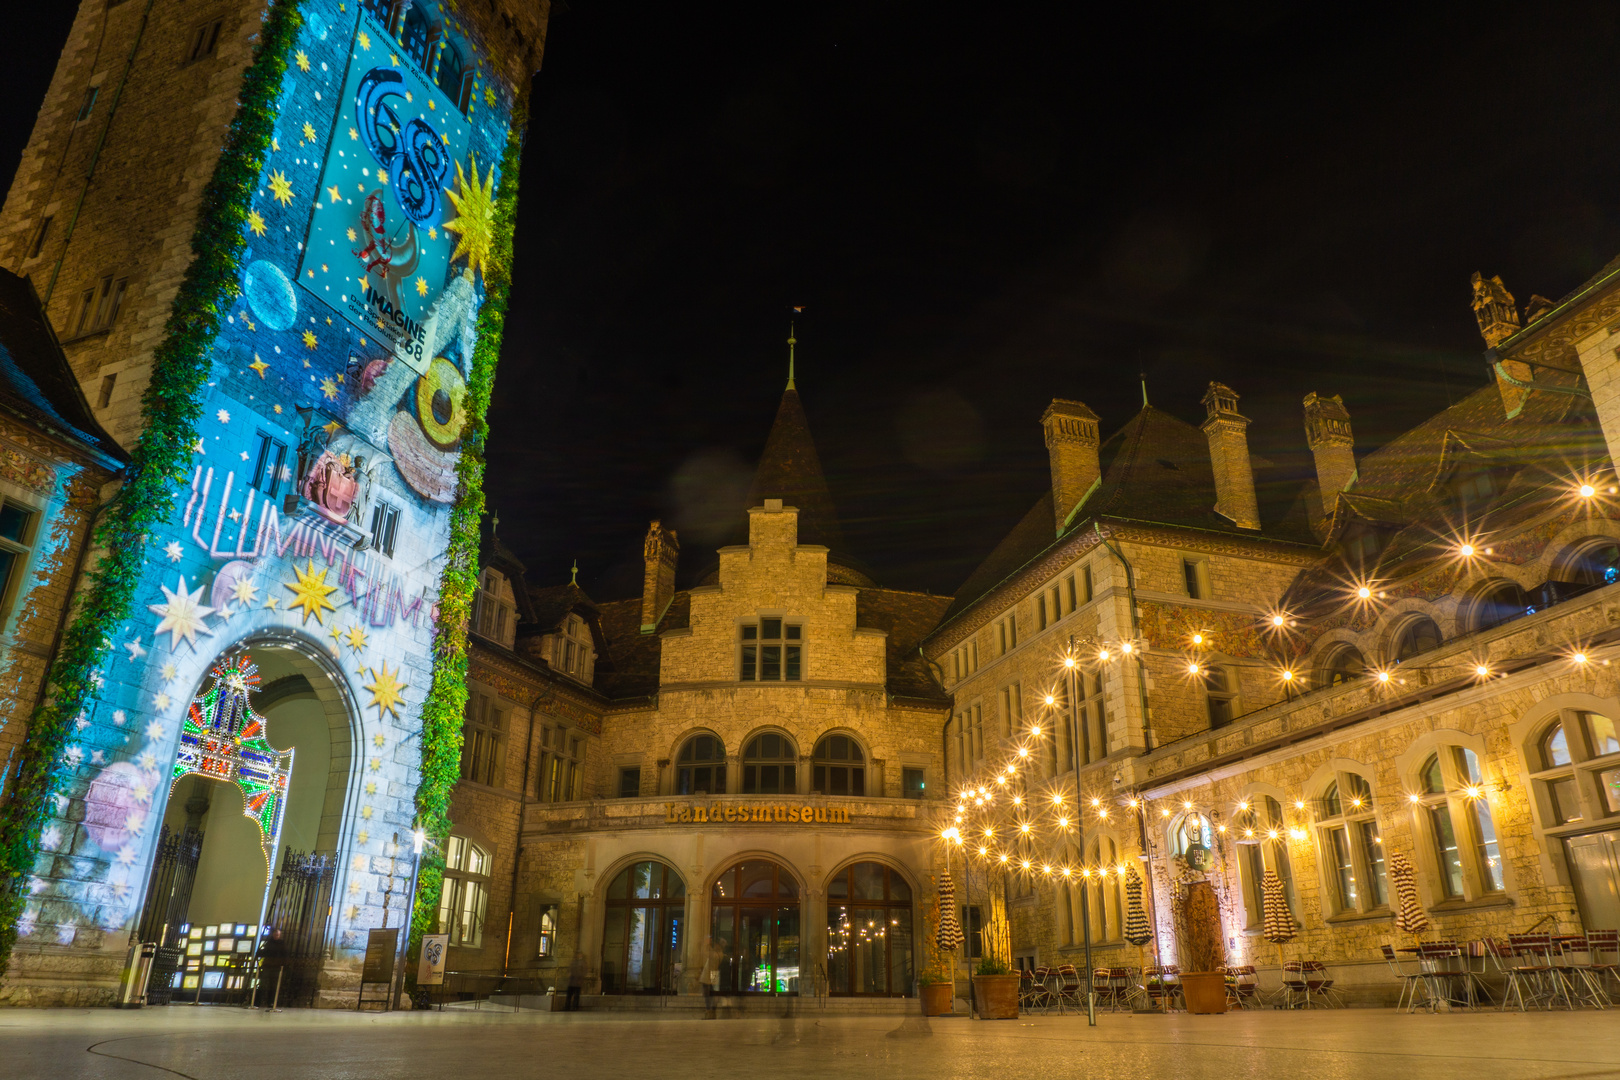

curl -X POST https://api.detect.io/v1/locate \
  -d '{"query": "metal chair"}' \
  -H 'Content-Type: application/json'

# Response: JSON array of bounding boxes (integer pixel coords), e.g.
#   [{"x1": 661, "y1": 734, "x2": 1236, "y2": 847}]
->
[
  {"x1": 1301, "y1": 959, "x2": 1345, "y2": 1008},
  {"x1": 1585, "y1": 929, "x2": 1620, "y2": 995},
  {"x1": 1506, "y1": 933, "x2": 1575, "y2": 1010},
  {"x1": 1379, "y1": 944, "x2": 1428, "y2": 1013},
  {"x1": 1225, "y1": 965, "x2": 1261, "y2": 1010},
  {"x1": 1054, "y1": 964, "x2": 1084, "y2": 1014},
  {"x1": 1142, "y1": 964, "x2": 1181, "y2": 1012},
  {"x1": 1416, "y1": 942, "x2": 1473, "y2": 1009},
  {"x1": 1552, "y1": 935, "x2": 1610, "y2": 1008},
  {"x1": 1277, "y1": 961, "x2": 1310, "y2": 1009},
  {"x1": 1018, "y1": 967, "x2": 1050, "y2": 1014}
]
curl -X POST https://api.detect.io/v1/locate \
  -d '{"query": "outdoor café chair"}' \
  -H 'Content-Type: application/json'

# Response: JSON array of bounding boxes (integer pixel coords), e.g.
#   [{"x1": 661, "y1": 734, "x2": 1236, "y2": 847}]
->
[
  {"x1": 1054, "y1": 964, "x2": 1084, "y2": 1013},
  {"x1": 1225, "y1": 965, "x2": 1261, "y2": 1010},
  {"x1": 1380, "y1": 944, "x2": 1428, "y2": 1013},
  {"x1": 1142, "y1": 965, "x2": 1181, "y2": 1012},
  {"x1": 1506, "y1": 934, "x2": 1575, "y2": 1010},
  {"x1": 1586, "y1": 930, "x2": 1620, "y2": 994},
  {"x1": 1552, "y1": 935, "x2": 1610, "y2": 1008},
  {"x1": 1416, "y1": 942, "x2": 1474, "y2": 1010}
]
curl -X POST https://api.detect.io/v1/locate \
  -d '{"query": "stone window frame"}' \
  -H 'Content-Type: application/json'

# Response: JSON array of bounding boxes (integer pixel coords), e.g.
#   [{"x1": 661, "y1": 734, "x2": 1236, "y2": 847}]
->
[
  {"x1": 1387, "y1": 612, "x2": 1444, "y2": 665},
  {"x1": 1510, "y1": 695, "x2": 1620, "y2": 888},
  {"x1": 1059, "y1": 833, "x2": 1126, "y2": 947},
  {"x1": 459, "y1": 683, "x2": 508, "y2": 789},
  {"x1": 1465, "y1": 577, "x2": 1533, "y2": 634},
  {"x1": 999, "y1": 680, "x2": 1023, "y2": 739},
  {"x1": 1396, "y1": 729, "x2": 1509, "y2": 906},
  {"x1": 739, "y1": 726, "x2": 801, "y2": 796},
  {"x1": 550, "y1": 611, "x2": 594, "y2": 683},
  {"x1": 64, "y1": 269, "x2": 128, "y2": 341},
  {"x1": 1311, "y1": 637, "x2": 1367, "y2": 689},
  {"x1": 440, "y1": 830, "x2": 493, "y2": 948},
  {"x1": 736, "y1": 612, "x2": 805, "y2": 683},
  {"x1": 1231, "y1": 784, "x2": 1300, "y2": 932},
  {"x1": 1198, "y1": 654, "x2": 1240, "y2": 729},
  {"x1": 0, "y1": 489, "x2": 42, "y2": 632},
  {"x1": 1180, "y1": 553, "x2": 1212, "y2": 601},
  {"x1": 1305, "y1": 758, "x2": 1390, "y2": 919},
  {"x1": 472, "y1": 568, "x2": 517, "y2": 649},
  {"x1": 811, "y1": 729, "x2": 870, "y2": 797},
  {"x1": 539, "y1": 720, "x2": 587, "y2": 803},
  {"x1": 995, "y1": 613, "x2": 1018, "y2": 657},
  {"x1": 671, "y1": 730, "x2": 727, "y2": 796}
]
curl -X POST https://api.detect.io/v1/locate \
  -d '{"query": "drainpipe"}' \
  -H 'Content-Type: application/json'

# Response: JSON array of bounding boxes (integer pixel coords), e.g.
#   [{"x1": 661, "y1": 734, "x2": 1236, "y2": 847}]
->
[{"x1": 1094, "y1": 523, "x2": 1153, "y2": 752}]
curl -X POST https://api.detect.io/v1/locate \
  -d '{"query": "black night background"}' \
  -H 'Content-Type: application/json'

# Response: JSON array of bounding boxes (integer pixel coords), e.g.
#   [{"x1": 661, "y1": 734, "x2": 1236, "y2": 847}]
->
[{"x1": 7, "y1": 3, "x2": 1620, "y2": 601}]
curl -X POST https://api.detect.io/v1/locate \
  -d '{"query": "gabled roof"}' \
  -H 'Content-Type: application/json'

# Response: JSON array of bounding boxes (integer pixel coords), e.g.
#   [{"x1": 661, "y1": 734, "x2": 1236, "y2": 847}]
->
[
  {"x1": 748, "y1": 387, "x2": 846, "y2": 555},
  {"x1": 0, "y1": 269, "x2": 126, "y2": 466}
]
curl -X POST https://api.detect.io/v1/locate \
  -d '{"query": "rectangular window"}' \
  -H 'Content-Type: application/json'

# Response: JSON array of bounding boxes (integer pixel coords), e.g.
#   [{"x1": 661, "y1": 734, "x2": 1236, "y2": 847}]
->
[
  {"x1": 970, "y1": 640, "x2": 978, "y2": 672},
  {"x1": 0, "y1": 500, "x2": 36, "y2": 615},
  {"x1": 459, "y1": 690, "x2": 504, "y2": 787},
  {"x1": 1549, "y1": 777, "x2": 1581, "y2": 824},
  {"x1": 187, "y1": 19, "x2": 223, "y2": 63},
  {"x1": 1329, "y1": 827, "x2": 1357, "y2": 910},
  {"x1": 1183, "y1": 558, "x2": 1203, "y2": 599},
  {"x1": 1359, "y1": 821, "x2": 1388, "y2": 907},
  {"x1": 997, "y1": 621, "x2": 1007, "y2": 656},
  {"x1": 369, "y1": 502, "x2": 400, "y2": 558},
  {"x1": 618, "y1": 767, "x2": 641, "y2": 799},
  {"x1": 1082, "y1": 565, "x2": 1093, "y2": 604},
  {"x1": 903, "y1": 767, "x2": 925, "y2": 799},
  {"x1": 96, "y1": 372, "x2": 116, "y2": 409},
  {"x1": 249, "y1": 432, "x2": 288, "y2": 498},
  {"x1": 27, "y1": 216, "x2": 51, "y2": 259},
  {"x1": 738, "y1": 619, "x2": 801, "y2": 681},
  {"x1": 1204, "y1": 667, "x2": 1235, "y2": 727},
  {"x1": 1430, "y1": 805, "x2": 1464, "y2": 898},
  {"x1": 953, "y1": 716, "x2": 965, "y2": 778},
  {"x1": 77, "y1": 86, "x2": 98, "y2": 122},
  {"x1": 1473, "y1": 801, "x2": 1505, "y2": 891},
  {"x1": 1007, "y1": 615, "x2": 1017, "y2": 650},
  {"x1": 1066, "y1": 575, "x2": 1077, "y2": 612},
  {"x1": 1037, "y1": 594, "x2": 1048, "y2": 631},
  {"x1": 962, "y1": 905, "x2": 983, "y2": 959},
  {"x1": 74, "y1": 274, "x2": 127, "y2": 336},
  {"x1": 1051, "y1": 585, "x2": 1063, "y2": 620}
]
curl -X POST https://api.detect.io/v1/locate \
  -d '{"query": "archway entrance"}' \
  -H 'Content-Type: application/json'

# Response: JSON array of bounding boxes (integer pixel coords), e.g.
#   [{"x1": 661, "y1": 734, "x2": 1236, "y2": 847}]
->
[
  {"x1": 599, "y1": 860, "x2": 686, "y2": 994},
  {"x1": 825, "y1": 862, "x2": 913, "y2": 996},
  {"x1": 139, "y1": 641, "x2": 356, "y2": 1004},
  {"x1": 711, "y1": 860, "x2": 800, "y2": 994}
]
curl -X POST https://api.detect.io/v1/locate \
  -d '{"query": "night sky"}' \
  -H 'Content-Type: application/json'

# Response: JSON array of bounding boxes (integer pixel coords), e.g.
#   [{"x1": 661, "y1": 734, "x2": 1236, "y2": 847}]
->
[{"x1": 8, "y1": 4, "x2": 1620, "y2": 602}]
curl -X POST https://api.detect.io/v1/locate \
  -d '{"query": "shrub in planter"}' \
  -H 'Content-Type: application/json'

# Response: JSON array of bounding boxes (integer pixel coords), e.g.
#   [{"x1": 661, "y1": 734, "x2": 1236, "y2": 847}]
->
[
  {"x1": 918, "y1": 978, "x2": 953, "y2": 1016},
  {"x1": 972, "y1": 957, "x2": 1020, "y2": 1019},
  {"x1": 1178, "y1": 880, "x2": 1227, "y2": 1014}
]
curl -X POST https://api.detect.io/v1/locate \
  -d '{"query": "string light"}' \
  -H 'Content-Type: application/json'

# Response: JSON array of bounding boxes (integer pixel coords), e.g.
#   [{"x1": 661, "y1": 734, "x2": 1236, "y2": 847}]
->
[
  {"x1": 1475, "y1": 663, "x2": 1490, "y2": 678},
  {"x1": 1271, "y1": 614, "x2": 1287, "y2": 627},
  {"x1": 1017, "y1": 746, "x2": 1029, "y2": 758},
  {"x1": 1458, "y1": 543, "x2": 1475, "y2": 557},
  {"x1": 1574, "y1": 652, "x2": 1589, "y2": 665},
  {"x1": 1098, "y1": 649, "x2": 1110, "y2": 661},
  {"x1": 1580, "y1": 483, "x2": 1597, "y2": 499},
  {"x1": 1357, "y1": 586, "x2": 1372, "y2": 600},
  {"x1": 1090, "y1": 797, "x2": 1102, "y2": 807},
  {"x1": 1188, "y1": 661, "x2": 1201, "y2": 675},
  {"x1": 1031, "y1": 724, "x2": 1043, "y2": 736},
  {"x1": 1464, "y1": 786, "x2": 1482, "y2": 800},
  {"x1": 1376, "y1": 669, "x2": 1392, "y2": 683},
  {"x1": 1281, "y1": 669, "x2": 1295, "y2": 682},
  {"x1": 1057, "y1": 816, "x2": 1069, "y2": 828},
  {"x1": 1408, "y1": 793, "x2": 1422, "y2": 804},
  {"x1": 1120, "y1": 641, "x2": 1134, "y2": 654},
  {"x1": 1191, "y1": 632, "x2": 1204, "y2": 645},
  {"x1": 1064, "y1": 656, "x2": 1077, "y2": 669}
]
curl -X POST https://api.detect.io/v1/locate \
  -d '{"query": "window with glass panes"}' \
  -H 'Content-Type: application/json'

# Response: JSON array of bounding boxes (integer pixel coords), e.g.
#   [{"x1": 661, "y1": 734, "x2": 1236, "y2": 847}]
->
[
  {"x1": 739, "y1": 617, "x2": 802, "y2": 681},
  {"x1": 618, "y1": 767, "x2": 642, "y2": 799},
  {"x1": 1530, "y1": 710, "x2": 1620, "y2": 830},
  {"x1": 1000, "y1": 681, "x2": 1022, "y2": 738},
  {"x1": 1313, "y1": 769, "x2": 1387, "y2": 914},
  {"x1": 1202, "y1": 665, "x2": 1237, "y2": 727},
  {"x1": 0, "y1": 500, "x2": 37, "y2": 615},
  {"x1": 459, "y1": 689, "x2": 505, "y2": 787},
  {"x1": 539, "y1": 724, "x2": 585, "y2": 802},
  {"x1": 473, "y1": 569, "x2": 516, "y2": 647},
  {"x1": 1414, "y1": 745, "x2": 1504, "y2": 899},
  {"x1": 439, "y1": 835, "x2": 491, "y2": 947},
  {"x1": 676, "y1": 734, "x2": 726, "y2": 795},
  {"x1": 1234, "y1": 795, "x2": 1296, "y2": 928},
  {"x1": 550, "y1": 613, "x2": 594, "y2": 683},
  {"x1": 813, "y1": 734, "x2": 865, "y2": 796},
  {"x1": 742, "y1": 732, "x2": 797, "y2": 794}
]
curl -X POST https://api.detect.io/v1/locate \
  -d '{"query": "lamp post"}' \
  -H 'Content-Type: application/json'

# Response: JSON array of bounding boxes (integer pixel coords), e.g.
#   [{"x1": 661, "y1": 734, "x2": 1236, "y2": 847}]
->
[{"x1": 1065, "y1": 635, "x2": 1097, "y2": 1026}]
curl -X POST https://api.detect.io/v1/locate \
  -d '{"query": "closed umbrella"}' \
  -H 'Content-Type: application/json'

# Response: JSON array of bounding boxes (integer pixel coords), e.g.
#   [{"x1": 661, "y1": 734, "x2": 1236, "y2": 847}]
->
[
  {"x1": 1262, "y1": 870, "x2": 1296, "y2": 969},
  {"x1": 1391, "y1": 851, "x2": 1429, "y2": 939},
  {"x1": 937, "y1": 871, "x2": 964, "y2": 952},
  {"x1": 1123, "y1": 866, "x2": 1154, "y2": 998}
]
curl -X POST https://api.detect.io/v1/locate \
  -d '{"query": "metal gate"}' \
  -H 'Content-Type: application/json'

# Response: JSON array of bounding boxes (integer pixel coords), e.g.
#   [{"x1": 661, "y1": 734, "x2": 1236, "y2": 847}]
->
[
  {"x1": 136, "y1": 824, "x2": 204, "y2": 1005},
  {"x1": 257, "y1": 849, "x2": 338, "y2": 1008}
]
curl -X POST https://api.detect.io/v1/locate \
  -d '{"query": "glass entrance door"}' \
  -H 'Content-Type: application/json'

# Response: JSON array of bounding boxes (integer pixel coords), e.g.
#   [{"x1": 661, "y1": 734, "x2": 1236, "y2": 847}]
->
[
  {"x1": 825, "y1": 862, "x2": 913, "y2": 996},
  {"x1": 711, "y1": 860, "x2": 801, "y2": 994},
  {"x1": 601, "y1": 861, "x2": 685, "y2": 994},
  {"x1": 1567, "y1": 829, "x2": 1620, "y2": 931}
]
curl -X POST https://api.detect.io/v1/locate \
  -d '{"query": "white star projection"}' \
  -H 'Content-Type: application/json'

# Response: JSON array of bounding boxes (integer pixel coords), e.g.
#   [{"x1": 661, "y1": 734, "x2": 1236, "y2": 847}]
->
[{"x1": 148, "y1": 576, "x2": 216, "y2": 649}]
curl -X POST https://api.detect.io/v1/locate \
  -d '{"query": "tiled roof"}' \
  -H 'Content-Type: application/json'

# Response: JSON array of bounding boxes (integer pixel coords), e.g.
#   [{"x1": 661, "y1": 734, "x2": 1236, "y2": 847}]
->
[
  {"x1": 0, "y1": 268, "x2": 126, "y2": 465},
  {"x1": 942, "y1": 404, "x2": 1316, "y2": 622},
  {"x1": 749, "y1": 387, "x2": 846, "y2": 554},
  {"x1": 854, "y1": 588, "x2": 954, "y2": 703}
]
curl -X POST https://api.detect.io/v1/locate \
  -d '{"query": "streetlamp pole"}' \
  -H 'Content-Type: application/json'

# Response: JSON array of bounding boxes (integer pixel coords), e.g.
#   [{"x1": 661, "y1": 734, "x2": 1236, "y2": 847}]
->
[{"x1": 1068, "y1": 635, "x2": 1096, "y2": 1026}]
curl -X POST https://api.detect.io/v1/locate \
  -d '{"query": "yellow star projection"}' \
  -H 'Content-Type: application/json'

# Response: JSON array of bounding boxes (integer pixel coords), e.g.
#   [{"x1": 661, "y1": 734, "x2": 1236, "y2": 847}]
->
[
  {"x1": 365, "y1": 661, "x2": 408, "y2": 720},
  {"x1": 246, "y1": 209, "x2": 266, "y2": 236},
  {"x1": 295, "y1": 50, "x2": 310, "y2": 72},
  {"x1": 268, "y1": 170, "x2": 294, "y2": 206},
  {"x1": 301, "y1": 121, "x2": 317, "y2": 143},
  {"x1": 345, "y1": 624, "x2": 369, "y2": 652},
  {"x1": 283, "y1": 560, "x2": 339, "y2": 625},
  {"x1": 444, "y1": 153, "x2": 497, "y2": 281},
  {"x1": 248, "y1": 354, "x2": 269, "y2": 378},
  {"x1": 302, "y1": 329, "x2": 318, "y2": 349}
]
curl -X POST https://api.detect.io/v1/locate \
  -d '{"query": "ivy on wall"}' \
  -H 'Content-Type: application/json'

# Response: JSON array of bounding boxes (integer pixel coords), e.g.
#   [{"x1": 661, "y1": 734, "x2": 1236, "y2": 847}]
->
[
  {"x1": 0, "y1": 0, "x2": 305, "y2": 982},
  {"x1": 409, "y1": 92, "x2": 530, "y2": 965}
]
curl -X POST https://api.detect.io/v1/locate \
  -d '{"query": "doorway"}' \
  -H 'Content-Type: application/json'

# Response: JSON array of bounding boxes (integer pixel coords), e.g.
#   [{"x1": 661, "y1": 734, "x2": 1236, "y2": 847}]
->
[
  {"x1": 710, "y1": 860, "x2": 800, "y2": 994},
  {"x1": 600, "y1": 860, "x2": 686, "y2": 994},
  {"x1": 825, "y1": 862, "x2": 913, "y2": 996},
  {"x1": 1566, "y1": 829, "x2": 1620, "y2": 931}
]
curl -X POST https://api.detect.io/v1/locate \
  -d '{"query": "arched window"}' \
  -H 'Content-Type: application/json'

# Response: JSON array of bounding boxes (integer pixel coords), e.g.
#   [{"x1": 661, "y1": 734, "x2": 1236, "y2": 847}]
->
[
  {"x1": 1319, "y1": 645, "x2": 1365, "y2": 687},
  {"x1": 1558, "y1": 538, "x2": 1620, "y2": 588},
  {"x1": 1412, "y1": 746, "x2": 1503, "y2": 899},
  {"x1": 438, "y1": 834, "x2": 491, "y2": 947},
  {"x1": 711, "y1": 861, "x2": 800, "y2": 994},
  {"x1": 825, "y1": 863, "x2": 913, "y2": 996},
  {"x1": 1529, "y1": 711, "x2": 1620, "y2": 830},
  {"x1": 1313, "y1": 769, "x2": 1387, "y2": 915},
  {"x1": 1392, "y1": 617, "x2": 1442, "y2": 663},
  {"x1": 1472, "y1": 581, "x2": 1530, "y2": 633},
  {"x1": 676, "y1": 734, "x2": 726, "y2": 795},
  {"x1": 401, "y1": 5, "x2": 436, "y2": 69},
  {"x1": 742, "y1": 732, "x2": 797, "y2": 794},
  {"x1": 436, "y1": 38, "x2": 469, "y2": 110},
  {"x1": 812, "y1": 734, "x2": 865, "y2": 796},
  {"x1": 600, "y1": 860, "x2": 685, "y2": 994},
  {"x1": 1233, "y1": 795, "x2": 1295, "y2": 930}
]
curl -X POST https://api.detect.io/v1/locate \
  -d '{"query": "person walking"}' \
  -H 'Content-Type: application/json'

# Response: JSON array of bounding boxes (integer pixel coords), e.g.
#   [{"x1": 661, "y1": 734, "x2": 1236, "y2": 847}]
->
[
  {"x1": 565, "y1": 951, "x2": 587, "y2": 1010},
  {"x1": 699, "y1": 937, "x2": 727, "y2": 1019}
]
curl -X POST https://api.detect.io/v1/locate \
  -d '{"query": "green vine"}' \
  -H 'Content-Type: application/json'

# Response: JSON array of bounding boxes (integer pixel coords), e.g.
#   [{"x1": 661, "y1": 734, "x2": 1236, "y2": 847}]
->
[
  {"x1": 0, "y1": 0, "x2": 304, "y2": 983},
  {"x1": 409, "y1": 93, "x2": 529, "y2": 964}
]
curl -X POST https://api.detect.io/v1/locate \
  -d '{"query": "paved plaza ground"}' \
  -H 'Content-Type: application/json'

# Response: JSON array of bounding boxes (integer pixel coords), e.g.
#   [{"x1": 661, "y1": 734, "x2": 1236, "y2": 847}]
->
[{"x1": 4, "y1": 1005, "x2": 1620, "y2": 1080}]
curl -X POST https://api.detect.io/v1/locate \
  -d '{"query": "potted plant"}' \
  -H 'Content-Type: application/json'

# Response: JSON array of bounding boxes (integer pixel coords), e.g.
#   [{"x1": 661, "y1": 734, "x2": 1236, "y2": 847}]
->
[
  {"x1": 1177, "y1": 880, "x2": 1227, "y2": 1014},
  {"x1": 970, "y1": 911, "x2": 1020, "y2": 1019},
  {"x1": 918, "y1": 894, "x2": 955, "y2": 1016}
]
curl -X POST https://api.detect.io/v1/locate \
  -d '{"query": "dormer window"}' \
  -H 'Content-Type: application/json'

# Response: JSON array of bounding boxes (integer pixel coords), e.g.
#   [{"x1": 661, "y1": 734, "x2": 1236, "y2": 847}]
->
[
  {"x1": 472, "y1": 569, "x2": 516, "y2": 648},
  {"x1": 739, "y1": 618, "x2": 802, "y2": 682},
  {"x1": 552, "y1": 614, "x2": 595, "y2": 684}
]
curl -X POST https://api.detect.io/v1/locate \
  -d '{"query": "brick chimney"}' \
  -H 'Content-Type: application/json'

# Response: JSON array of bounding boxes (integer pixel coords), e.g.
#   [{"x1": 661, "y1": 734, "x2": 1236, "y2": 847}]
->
[
  {"x1": 1472, "y1": 272, "x2": 1533, "y2": 418},
  {"x1": 1303, "y1": 392, "x2": 1356, "y2": 522},
  {"x1": 1200, "y1": 382, "x2": 1260, "y2": 530},
  {"x1": 640, "y1": 520, "x2": 679, "y2": 633},
  {"x1": 1040, "y1": 399, "x2": 1101, "y2": 533}
]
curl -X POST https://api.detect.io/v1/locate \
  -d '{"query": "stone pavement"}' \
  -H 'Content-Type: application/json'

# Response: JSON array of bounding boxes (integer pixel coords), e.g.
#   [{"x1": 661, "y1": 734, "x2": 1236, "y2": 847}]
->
[{"x1": 2, "y1": 1005, "x2": 1617, "y2": 1079}]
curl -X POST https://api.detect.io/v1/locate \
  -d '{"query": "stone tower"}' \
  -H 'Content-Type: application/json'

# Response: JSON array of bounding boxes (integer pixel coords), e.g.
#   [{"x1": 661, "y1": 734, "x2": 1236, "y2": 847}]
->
[
  {"x1": 1200, "y1": 381, "x2": 1260, "y2": 530},
  {"x1": 0, "y1": 0, "x2": 550, "y2": 1006},
  {"x1": 1040, "y1": 398, "x2": 1101, "y2": 533}
]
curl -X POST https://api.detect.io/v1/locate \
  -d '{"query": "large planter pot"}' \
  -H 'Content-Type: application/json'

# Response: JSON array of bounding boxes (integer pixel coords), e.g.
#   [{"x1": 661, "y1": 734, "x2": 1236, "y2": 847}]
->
[
  {"x1": 919, "y1": 982, "x2": 953, "y2": 1016},
  {"x1": 1180, "y1": 971, "x2": 1228, "y2": 1014},
  {"x1": 972, "y1": 974, "x2": 1020, "y2": 1019}
]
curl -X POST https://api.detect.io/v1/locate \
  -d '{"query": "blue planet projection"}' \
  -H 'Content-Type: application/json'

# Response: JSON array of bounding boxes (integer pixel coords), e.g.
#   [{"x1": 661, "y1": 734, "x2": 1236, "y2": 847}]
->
[{"x1": 242, "y1": 260, "x2": 297, "y2": 331}]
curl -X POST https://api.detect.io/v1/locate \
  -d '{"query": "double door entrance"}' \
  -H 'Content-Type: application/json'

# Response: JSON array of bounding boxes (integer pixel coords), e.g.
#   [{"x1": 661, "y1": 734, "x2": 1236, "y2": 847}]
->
[
  {"x1": 711, "y1": 861, "x2": 800, "y2": 994},
  {"x1": 1566, "y1": 828, "x2": 1620, "y2": 930}
]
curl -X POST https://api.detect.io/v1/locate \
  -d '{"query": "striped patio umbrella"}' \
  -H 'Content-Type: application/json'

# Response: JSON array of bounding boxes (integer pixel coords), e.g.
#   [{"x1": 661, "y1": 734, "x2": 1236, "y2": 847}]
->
[
  {"x1": 937, "y1": 871, "x2": 964, "y2": 952},
  {"x1": 1391, "y1": 851, "x2": 1430, "y2": 937},
  {"x1": 1262, "y1": 870, "x2": 1296, "y2": 967},
  {"x1": 1123, "y1": 866, "x2": 1153, "y2": 946}
]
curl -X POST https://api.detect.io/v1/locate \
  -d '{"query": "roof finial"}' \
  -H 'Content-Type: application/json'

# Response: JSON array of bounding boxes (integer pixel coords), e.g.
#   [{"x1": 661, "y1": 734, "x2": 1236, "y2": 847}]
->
[
  {"x1": 786, "y1": 320, "x2": 797, "y2": 391},
  {"x1": 569, "y1": 559, "x2": 579, "y2": 586},
  {"x1": 1140, "y1": 371, "x2": 1150, "y2": 408},
  {"x1": 491, "y1": 508, "x2": 499, "y2": 537}
]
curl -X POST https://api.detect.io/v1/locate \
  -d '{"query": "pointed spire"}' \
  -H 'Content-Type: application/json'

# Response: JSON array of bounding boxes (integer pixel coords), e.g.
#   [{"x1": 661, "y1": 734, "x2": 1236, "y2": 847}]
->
[
  {"x1": 1140, "y1": 372, "x2": 1150, "y2": 408},
  {"x1": 569, "y1": 559, "x2": 579, "y2": 586},
  {"x1": 786, "y1": 321, "x2": 797, "y2": 390}
]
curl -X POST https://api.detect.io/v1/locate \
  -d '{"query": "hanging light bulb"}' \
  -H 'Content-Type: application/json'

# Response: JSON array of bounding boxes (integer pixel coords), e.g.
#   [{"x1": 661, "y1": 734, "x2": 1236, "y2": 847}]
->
[
  {"x1": 1031, "y1": 724, "x2": 1043, "y2": 736},
  {"x1": 1188, "y1": 661, "x2": 1201, "y2": 675},
  {"x1": 1281, "y1": 669, "x2": 1295, "y2": 682},
  {"x1": 1121, "y1": 641, "x2": 1134, "y2": 655},
  {"x1": 1064, "y1": 656, "x2": 1077, "y2": 668},
  {"x1": 1357, "y1": 586, "x2": 1372, "y2": 600},
  {"x1": 1458, "y1": 543, "x2": 1475, "y2": 557}
]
